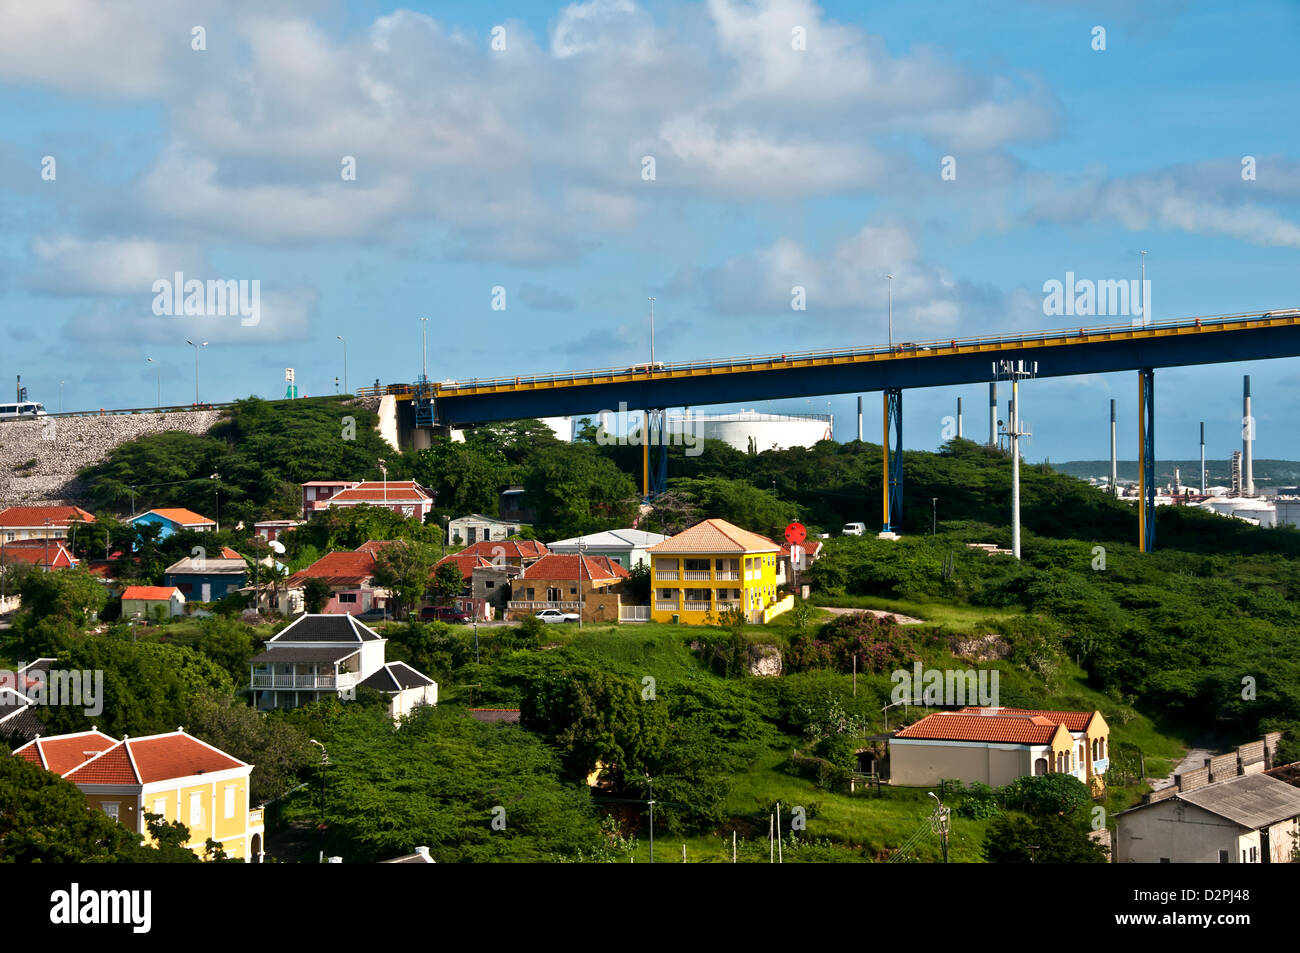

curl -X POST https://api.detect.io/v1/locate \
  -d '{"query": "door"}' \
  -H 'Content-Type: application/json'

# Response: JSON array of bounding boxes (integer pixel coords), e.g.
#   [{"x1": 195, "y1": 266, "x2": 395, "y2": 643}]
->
[{"x1": 201, "y1": 582, "x2": 211, "y2": 602}]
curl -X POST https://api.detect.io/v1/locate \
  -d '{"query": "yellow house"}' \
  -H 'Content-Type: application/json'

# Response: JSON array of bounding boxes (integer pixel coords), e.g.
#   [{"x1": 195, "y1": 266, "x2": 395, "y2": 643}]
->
[
  {"x1": 14, "y1": 728, "x2": 265, "y2": 861},
  {"x1": 647, "y1": 518, "x2": 791, "y2": 624}
]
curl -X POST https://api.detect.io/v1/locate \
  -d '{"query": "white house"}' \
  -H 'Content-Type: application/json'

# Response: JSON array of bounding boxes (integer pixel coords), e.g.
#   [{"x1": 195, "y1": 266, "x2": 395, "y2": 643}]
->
[
  {"x1": 448, "y1": 514, "x2": 522, "y2": 546},
  {"x1": 547, "y1": 529, "x2": 668, "y2": 569},
  {"x1": 1115, "y1": 773, "x2": 1300, "y2": 863},
  {"x1": 250, "y1": 614, "x2": 435, "y2": 721}
]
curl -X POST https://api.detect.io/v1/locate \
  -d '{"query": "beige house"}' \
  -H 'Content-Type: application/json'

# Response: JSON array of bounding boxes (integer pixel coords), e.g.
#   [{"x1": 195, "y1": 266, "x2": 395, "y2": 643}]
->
[
  {"x1": 1115, "y1": 773, "x2": 1300, "y2": 863},
  {"x1": 889, "y1": 707, "x2": 1110, "y2": 792}
]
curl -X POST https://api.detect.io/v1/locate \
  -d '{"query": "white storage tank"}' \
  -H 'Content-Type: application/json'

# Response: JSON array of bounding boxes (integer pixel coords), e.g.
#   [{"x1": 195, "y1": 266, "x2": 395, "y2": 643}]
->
[{"x1": 667, "y1": 410, "x2": 833, "y2": 453}]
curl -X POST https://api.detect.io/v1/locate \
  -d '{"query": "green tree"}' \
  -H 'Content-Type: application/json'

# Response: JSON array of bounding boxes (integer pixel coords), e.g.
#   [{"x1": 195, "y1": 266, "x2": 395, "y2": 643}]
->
[
  {"x1": 372, "y1": 541, "x2": 438, "y2": 619},
  {"x1": 521, "y1": 444, "x2": 639, "y2": 537},
  {"x1": 430, "y1": 561, "x2": 465, "y2": 607},
  {"x1": 182, "y1": 692, "x2": 315, "y2": 804},
  {"x1": 982, "y1": 813, "x2": 1109, "y2": 863},
  {"x1": 16, "y1": 566, "x2": 107, "y2": 624},
  {"x1": 303, "y1": 577, "x2": 333, "y2": 613}
]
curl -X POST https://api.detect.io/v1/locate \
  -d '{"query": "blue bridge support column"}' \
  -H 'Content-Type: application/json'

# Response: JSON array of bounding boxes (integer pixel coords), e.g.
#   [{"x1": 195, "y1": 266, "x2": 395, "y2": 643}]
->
[{"x1": 882, "y1": 388, "x2": 903, "y2": 533}]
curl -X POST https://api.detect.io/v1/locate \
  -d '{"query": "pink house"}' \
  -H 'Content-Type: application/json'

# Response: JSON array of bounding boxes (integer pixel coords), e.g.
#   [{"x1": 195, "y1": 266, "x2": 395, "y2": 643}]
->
[
  {"x1": 301, "y1": 481, "x2": 360, "y2": 520},
  {"x1": 318, "y1": 481, "x2": 434, "y2": 522},
  {"x1": 281, "y1": 549, "x2": 390, "y2": 617}
]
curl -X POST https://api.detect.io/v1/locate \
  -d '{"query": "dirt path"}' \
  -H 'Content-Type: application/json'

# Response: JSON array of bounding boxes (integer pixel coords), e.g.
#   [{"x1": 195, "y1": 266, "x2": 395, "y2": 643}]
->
[
  {"x1": 1148, "y1": 735, "x2": 1232, "y2": 791},
  {"x1": 815, "y1": 606, "x2": 925, "y2": 625}
]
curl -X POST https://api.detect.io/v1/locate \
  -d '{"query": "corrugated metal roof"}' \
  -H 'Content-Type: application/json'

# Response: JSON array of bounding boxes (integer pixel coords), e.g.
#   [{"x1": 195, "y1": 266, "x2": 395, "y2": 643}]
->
[{"x1": 1177, "y1": 773, "x2": 1300, "y2": 829}]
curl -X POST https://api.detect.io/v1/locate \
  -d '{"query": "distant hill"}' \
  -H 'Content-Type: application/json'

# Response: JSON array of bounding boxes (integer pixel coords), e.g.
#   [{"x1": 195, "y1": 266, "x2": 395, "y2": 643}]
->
[{"x1": 1051, "y1": 459, "x2": 1300, "y2": 487}]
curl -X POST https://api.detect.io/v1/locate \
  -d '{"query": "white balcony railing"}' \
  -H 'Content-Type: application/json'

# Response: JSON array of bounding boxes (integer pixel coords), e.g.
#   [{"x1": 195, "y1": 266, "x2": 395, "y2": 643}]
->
[
  {"x1": 715, "y1": 571, "x2": 740, "y2": 580},
  {"x1": 715, "y1": 601, "x2": 740, "y2": 611},
  {"x1": 619, "y1": 605, "x2": 651, "y2": 621},
  {"x1": 683, "y1": 570, "x2": 711, "y2": 580},
  {"x1": 508, "y1": 600, "x2": 582, "y2": 610},
  {"x1": 654, "y1": 601, "x2": 678, "y2": 611},
  {"x1": 655, "y1": 571, "x2": 679, "y2": 580},
  {"x1": 251, "y1": 671, "x2": 359, "y2": 691},
  {"x1": 684, "y1": 601, "x2": 711, "y2": 612}
]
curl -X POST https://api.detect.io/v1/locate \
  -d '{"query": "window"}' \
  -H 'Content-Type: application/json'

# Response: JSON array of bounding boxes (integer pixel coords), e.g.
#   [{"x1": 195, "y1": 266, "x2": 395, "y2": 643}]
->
[
  {"x1": 224, "y1": 785, "x2": 236, "y2": 820},
  {"x1": 485, "y1": 580, "x2": 495, "y2": 589},
  {"x1": 1219, "y1": 850, "x2": 1230, "y2": 863},
  {"x1": 337, "y1": 592, "x2": 357, "y2": 604},
  {"x1": 1249, "y1": 846, "x2": 1258, "y2": 863},
  {"x1": 189, "y1": 792, "x2": 203, "y2": 828},
  {"x1": 569, "y1": 586, "x2": 577, "y2": 595},
  {"x1": 1159, "y1": 857, "x2": 1170, "y2": 863},
  {"x1": 102, "y1": 802, "x2": 120, "y2": 821},
  {"x1": 153, "y1": 798, "x2": 166, "y2": 818}
]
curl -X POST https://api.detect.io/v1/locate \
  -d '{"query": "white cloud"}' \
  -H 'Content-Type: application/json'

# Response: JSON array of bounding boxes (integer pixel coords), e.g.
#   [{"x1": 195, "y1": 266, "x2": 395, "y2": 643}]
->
[{"x1": 29, "y1": 237, "x2": 206, "y2": 296}]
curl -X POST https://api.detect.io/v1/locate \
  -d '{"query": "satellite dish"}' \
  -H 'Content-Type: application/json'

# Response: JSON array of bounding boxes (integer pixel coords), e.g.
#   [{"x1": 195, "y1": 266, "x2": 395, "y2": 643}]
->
[{"x1": 269, "y1": 540, "x2": 286, "y2": 554}]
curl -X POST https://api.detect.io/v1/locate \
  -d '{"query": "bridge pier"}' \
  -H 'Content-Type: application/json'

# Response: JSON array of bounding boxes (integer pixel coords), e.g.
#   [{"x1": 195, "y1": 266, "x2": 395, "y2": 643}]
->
[
  {"x1": 1138, "y1": 368, "x2": 1155, "y2": 552},
  {"x1": 642, "y1": 409, "x2": 668, "y2": 499},
  {"x1": 882, "y1": 388, "x2": 903, "y2": 533}
]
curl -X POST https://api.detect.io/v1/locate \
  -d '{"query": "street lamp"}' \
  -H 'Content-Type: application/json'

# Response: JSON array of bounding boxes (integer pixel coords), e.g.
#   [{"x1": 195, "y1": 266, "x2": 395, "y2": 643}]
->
[
  {"x1": 377, "y1": 458, "x2": 387, "y2": 507},
  {"x1": 185, "y1": 340, "x2": 207, "y2": 404},
  {"x1": 648, "y1": 297, "x2": 656, "y2": 369},
  {"x1": 886, "y1": 274, "x2": 894, "y2": 348},
  {"x1": 418, "y1": 318, "x2": 428, "y2": 384},
  {"x1": 309, "y1": 739, "x2": 328, "y2": 861},
  {"x1": 336, "y1": 335, "x2": 347, "y2": 394},
  {"x1": 577, "y1": 537, "x2": 587, "y2": 630},
  {"x1": 146, "y1": 357, "x2": 160, "y2": 408},
  {"x1": 210, "y1": 473, "x2": 220, "y2": 531},
  {"x1": 59, "y1": 380, "x2": 64, "y2": 414},
  {"x1": 932, "y1": 497, "x2": 938, "y2": 536}
]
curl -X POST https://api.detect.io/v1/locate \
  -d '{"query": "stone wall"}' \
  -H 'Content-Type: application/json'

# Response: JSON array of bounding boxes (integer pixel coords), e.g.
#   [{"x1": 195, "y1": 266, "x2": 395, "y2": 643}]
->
[{"x1": 0, "y1": 410, "x2": 222, "y2": 507}]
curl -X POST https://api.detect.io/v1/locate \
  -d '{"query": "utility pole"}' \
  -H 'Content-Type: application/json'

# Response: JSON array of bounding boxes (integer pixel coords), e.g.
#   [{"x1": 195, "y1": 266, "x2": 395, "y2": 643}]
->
[
  {"x1": 929, "y1": 792, "x2": 950, "y2": 863},
  {"x1": 931, "y1": 497, "x2": 938, "y2": 536},
  {"x1": 646, "y1": 775, "x2": 655, "y2": 864},
  {"x1": 146, "y1": 357, "x2": 160, "y2": 408},
  {"x1": 310, "y1": 740, "x2": 328, "y2": 861},
  {"x1": 577, "y1": 537, "x2": 586, "y2": 630},
  {"x1": 336, "y1": 335, "x2": 348, "y2": 394},
  {"x1": 185, "y1": 340, "x2": 207, "y2": 403}
]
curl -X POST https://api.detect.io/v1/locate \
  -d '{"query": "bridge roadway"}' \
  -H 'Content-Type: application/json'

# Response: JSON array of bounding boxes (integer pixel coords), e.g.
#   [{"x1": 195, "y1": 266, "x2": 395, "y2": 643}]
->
[{"x1": 359, "y1": 310, "x2": 1300, "y2": 427}]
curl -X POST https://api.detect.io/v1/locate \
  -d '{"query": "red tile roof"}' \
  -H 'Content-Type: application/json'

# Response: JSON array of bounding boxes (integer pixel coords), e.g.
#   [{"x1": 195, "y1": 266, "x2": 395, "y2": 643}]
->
[
  {"x1": 434, "y1": 553, "x2": 493, "y2": 580},
  {"x1": 143, "y1": 508, "x2": 215, "y2": 526},
  {"x1": 219, "y1": 546, "x2": 242, "y2": 559},
  {"x1": 328, "y1": 481, "x2": 431, "y2": 503},
  {"x1": 521, "y1": 553, "x2": 629, "y2": 582},
  {"x1": 0, "y1": 505, "x2": 96, "y2": 527},
  {"x1": 20, "y1": 730, "x2": 248, "y2": 785},
  {"x1": 287, "y1": 550, "x2": 378, "y2": 588},
  {"x1": 356, "y1": 540, "x2": 400, "y2": 555},
  {"x1": 457, "y1": 539, "x2": 549, "y2": 560},
  {"x1": 956, "y1": 707, "x2": 1096, "y2": 731},
  {"x1": 894, "y1": 711, "x2": 1069, "y2": 745},
  {"x1": 0, "y1": 542, "x2": 77, "y2": 568},
  {"x1": 779, "y1": 540, "x2": 823, "y2": 559},
  {"x1": 121, "y1": 586, "x2": 182, "y2": 601},
  {"x1": 13, "y1": 730, "x2": 117, "y2": 775}
]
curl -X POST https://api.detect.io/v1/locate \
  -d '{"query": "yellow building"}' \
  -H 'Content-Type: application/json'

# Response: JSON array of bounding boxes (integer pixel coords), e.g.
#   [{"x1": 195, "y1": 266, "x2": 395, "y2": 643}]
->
[
  {"x1": 648, "y1": 518, "x2": 792, "y2": 624},
  {"x1": 15, "y1": 728, "x2": 264, "y2": 861}
]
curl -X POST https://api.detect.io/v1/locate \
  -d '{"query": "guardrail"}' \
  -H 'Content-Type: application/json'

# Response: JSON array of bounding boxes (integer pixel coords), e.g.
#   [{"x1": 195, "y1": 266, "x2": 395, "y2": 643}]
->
[{"x1": 359, "y1": 308, "x2": 1299, "y2": 398}]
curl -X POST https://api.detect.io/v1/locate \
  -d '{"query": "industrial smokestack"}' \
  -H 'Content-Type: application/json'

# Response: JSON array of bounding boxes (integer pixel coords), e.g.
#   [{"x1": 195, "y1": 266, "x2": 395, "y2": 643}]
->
[
  {"x1": 857, "y1": 395, "x2": 863, "y2": 442},
  {"x1": 1243, "y1": 375, "x2": 1254, "y2": 497},
  {"x1": 988, "y1": 382, "x2": 997, "y2": 446},
  {"x1": 1200, "y1": 421, "x2": 1206, "y2": 495},
  {"x1": 1110, "y1": 400, "x2": 1117, "y2": 496},
  {"x1": 957, "y1": 397, "x2": 963, "y2": 439}
]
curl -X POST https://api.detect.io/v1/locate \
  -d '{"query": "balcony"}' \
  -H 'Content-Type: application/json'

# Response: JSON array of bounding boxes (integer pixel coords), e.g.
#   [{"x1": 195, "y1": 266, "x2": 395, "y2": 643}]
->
[
  {"x1": 508, "y1": 600, "x2": 582, "y2": 610},
  {"x1": 715, "y1": 571, "x2": 740, "y2": 580},
  {"x1": 247, "y1": 808, "x2": 264, "y2": 827},
  {"x1": 654, "y1": 600, "x2": 678, "y2": 611},
  {"x1": 683, "y1": 570, "x2": 711, "y2": 581},
  {"x1": 684, "y1": 601, "x2": 711, "y2": 612},
  {"x1": 251, "y1": 671, "x2": 359, "y2": 691},
  {"x1": 654, "y1": 571, "x2": 680, "y2": 580}
]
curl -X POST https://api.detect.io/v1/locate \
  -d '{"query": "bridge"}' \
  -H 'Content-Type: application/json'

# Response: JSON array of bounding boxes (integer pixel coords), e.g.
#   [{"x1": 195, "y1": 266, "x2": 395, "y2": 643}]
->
[{"x1": 360, "y1": 309, "x2": 1300, "y2": 553}]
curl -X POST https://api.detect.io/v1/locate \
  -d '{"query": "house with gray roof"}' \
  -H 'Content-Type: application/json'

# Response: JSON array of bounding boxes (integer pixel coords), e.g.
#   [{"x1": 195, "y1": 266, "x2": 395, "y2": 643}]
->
[
  {"x1": 250, "y1": 614, "x2": 435, "y2": 720},
  {"x1": 1115, "y1": 773, "x2": 1300, "y2": 863},
  {"x1": 547, "y1": 528, "x2": 668, "y2": 568}
]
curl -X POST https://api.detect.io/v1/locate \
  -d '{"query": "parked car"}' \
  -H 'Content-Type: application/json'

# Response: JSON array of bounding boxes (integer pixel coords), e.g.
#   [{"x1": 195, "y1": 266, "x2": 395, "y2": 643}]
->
[
  {"x1": 535, "y1": 609, "x2": 580, "y2": 624},
  {"x1": 356, "y1": 608, "x2": 391, "y2": 622},
  {"x1": 420, "y1": 605, "x2": 470, "y2": 624},
  {"x1": 841, "y1": 522, "x2": 867, "y2": 536}
]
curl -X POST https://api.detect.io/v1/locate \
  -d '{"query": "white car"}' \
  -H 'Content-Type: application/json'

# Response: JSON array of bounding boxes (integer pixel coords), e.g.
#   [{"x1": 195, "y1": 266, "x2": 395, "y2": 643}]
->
[
  {"x1": 535, "y1": 609, "x2": 580, "y2": 624},
  {"x1": 841, "y1": 522, "x2": 866, "y2": 536}
]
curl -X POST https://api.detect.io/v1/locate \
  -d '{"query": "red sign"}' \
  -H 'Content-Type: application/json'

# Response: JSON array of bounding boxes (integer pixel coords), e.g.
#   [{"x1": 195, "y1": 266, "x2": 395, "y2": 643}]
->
[{"x1": 784, "y1": 521, "x2": 806, "y2": 545}]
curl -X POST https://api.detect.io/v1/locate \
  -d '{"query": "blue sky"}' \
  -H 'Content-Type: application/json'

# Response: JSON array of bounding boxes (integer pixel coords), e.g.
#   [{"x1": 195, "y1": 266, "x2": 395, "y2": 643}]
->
[{"x1": 0, "y1": 0, "x2": 1297, "y2": 464}]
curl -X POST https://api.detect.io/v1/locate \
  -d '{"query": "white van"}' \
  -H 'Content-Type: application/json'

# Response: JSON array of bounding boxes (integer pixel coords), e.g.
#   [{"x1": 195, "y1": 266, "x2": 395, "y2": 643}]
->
[
  {"x1": 0, "y1": 401, "x2": 47, "y2": 419},
  {"x1": 841, "y1": 522, "x2": 866, "y2": 536}
]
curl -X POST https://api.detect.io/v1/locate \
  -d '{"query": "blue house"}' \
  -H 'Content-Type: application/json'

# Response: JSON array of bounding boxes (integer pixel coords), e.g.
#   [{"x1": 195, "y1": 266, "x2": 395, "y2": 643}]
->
[
  {"x1": 129, "y1": 507, "x2": 217, "y2": 541},
  {"x1": 162, "y1": 547, "x2": 248, "y2": 602}
]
